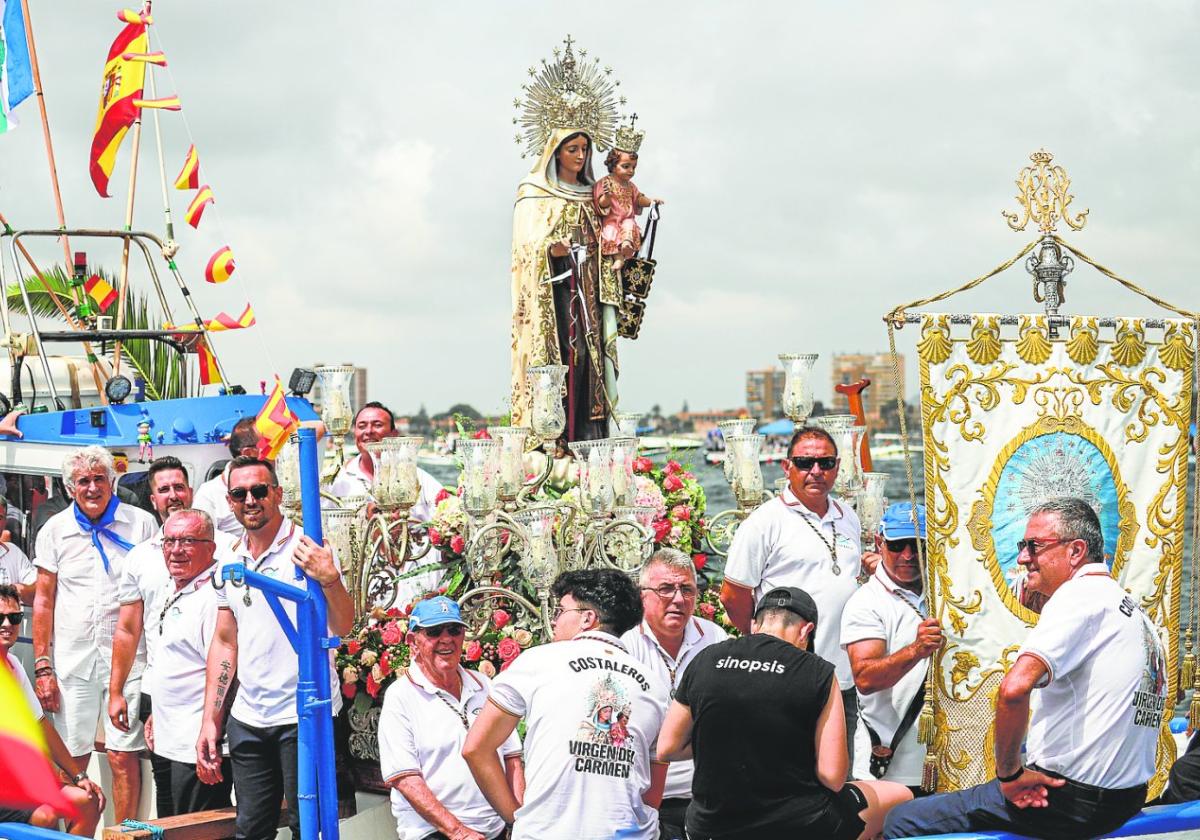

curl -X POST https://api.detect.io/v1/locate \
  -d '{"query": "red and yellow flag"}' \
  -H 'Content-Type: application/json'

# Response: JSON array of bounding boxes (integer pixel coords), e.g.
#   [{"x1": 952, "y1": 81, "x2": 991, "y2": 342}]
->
[
  {"x1": 255, "y1": 376, "x2": 298, "y2": 460},
  {"x1": 121, "y1": 50, "x2": 167, "y2": 66},
  {"x1": 84, "y1": 274, "x2": 118, "y2": 312},
  {"x1": 133, "y1": 95, "x2": 180, "y2": 110},
  {"x1": 0, "y1": 665, "x2": 78, "y2": 817},
  {"x1": 184, "y1": 185, "x2": 214, "y2": 228},
  {"x1": 198, "y1": 339, "x2": 221, "y2": 385},
  {"x1": 117, "y1": 8, "x2": 152, "y2": 25},
  {"x1": 89, "y1": 19, "x2": 149, "y2": 197},
  {"x1": 174, "y1": 144, "x2": 200, "y2": 189},
  {"x1": 167, "y1": 304, "x2": 256, "y2": 334},
  {"x1": 205, "y1": 246, "x2": 236, "y2": 284}
]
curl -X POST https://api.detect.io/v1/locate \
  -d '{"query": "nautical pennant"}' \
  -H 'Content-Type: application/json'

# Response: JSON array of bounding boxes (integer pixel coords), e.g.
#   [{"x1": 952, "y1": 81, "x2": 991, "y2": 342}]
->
[
  {"x1": 184, "y1": 185, "x2": 214, "y2": 228},
  {"x1": 255, "y1": 376, "x2": 298, "y2": 460},
  {"x1": 0, "y1": 0, "x2": 34, "y2": 134},
  {"x1": 133, "y1": 95, "x2": 179, "y2": 110},
  {"x1": 117, "y1": 8, "x2": 152, "y2": 25},
  {"x1": 121, "y1": 50, "x2": 166, "y2": 66},
  {"x1": 165, "y1": 304, "x2": 256, "y2": 333},
  {"x1": 205, "y1": 246, "x2": 235, "y2": 284},
  {"x1": 89, "y1": 18, "x2": 148, "y2": 196},
  {"x1": 84, "y1": 274, "x2": 117, "y2": 312},
  {"x1": 174, "y1": 144, "x2": 199, "y2": 189},
  {"x1": 197, "y1": 339, "x2": 221, "y2": 385}
]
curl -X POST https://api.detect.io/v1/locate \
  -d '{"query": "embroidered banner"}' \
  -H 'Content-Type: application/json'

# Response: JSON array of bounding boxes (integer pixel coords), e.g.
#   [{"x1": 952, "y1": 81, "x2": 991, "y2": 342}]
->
[{"x1": 918, "y1": 313, "x2": 1191, "y2": 793}]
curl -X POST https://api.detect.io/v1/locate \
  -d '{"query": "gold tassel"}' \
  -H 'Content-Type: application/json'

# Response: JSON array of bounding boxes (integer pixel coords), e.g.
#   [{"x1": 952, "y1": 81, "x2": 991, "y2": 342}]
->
[
  {"x1": 1184, "y1": 651, "x2": 1196, "y2": 692},
  {"x1": 916, "y1": 699, "x2": 935, "y2": 745},
  {"x1": 1190, "y1": 692, "x2": 1200, "y2": 734},
  {"x1": 921, "y1": 749, "x2": 939, "y2": 793}
]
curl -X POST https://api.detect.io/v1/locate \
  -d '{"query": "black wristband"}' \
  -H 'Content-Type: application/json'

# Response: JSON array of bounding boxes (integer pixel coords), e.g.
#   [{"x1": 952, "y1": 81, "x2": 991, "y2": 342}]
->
[{"x1": 997, "y1": 766, "x2": 1024, "y2": 783}]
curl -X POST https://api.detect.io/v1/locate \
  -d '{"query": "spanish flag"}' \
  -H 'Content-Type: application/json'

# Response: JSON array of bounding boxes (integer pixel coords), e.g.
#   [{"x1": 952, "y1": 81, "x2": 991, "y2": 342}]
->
[
  {"x1": 117, "y1": 8, "x2": 151, "y2": 25},
  {"x1": 133, "y1": 95, "x2": 180, "y2": 111},
  {"x1": 89, "y1": 19, "x2": 148, "y2": 197},
  {"x1": 167, "y1": 304, "x2": 256, "y2": 333},
  {"x1": 184, "y1": 185, "x2": 214, "y2": 228},
  {"x1": 198, "y1": 339, "x2": 221, "y2": 385},
  {"x1": 121, "y1": 50, "x2": 166, "y2": 66},
  {"x1": 174, "y1": 144, "x2": 200, "y2": 189},
  {"x1": 255, "y1": 376, "x2": 298, "y2": 460},
  {"x1": 205, "y1": 245, "x2": 235, "y2": 284},
  {"x1": 0, "y1": 663, "x2": 78, "y2": 817},
  {"x1": 84, "y1": 273, "x2": 118, "y2": 312}
]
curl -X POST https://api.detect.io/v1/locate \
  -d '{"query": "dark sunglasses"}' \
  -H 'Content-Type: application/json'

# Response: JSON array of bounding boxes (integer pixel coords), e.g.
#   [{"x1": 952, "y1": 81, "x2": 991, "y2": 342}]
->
[
  {"x1": 0, "y1": 611, "x2": 22, "y2": 626},
  {"x1": 229, "y1": 483, "x2": 273, "y2": 502},
  {"x1": 884, "y1": 538, "x2": 924, "y2": 553},
  {"x1": 1016, "y1": 538, "x2": 1070, "y2": 558},
  {"x1": 421, "y1": 624, "x2": 465, "y2": 638},
  {"x1": 790, "y1": 456, "x2": 837, "y2": 471}
]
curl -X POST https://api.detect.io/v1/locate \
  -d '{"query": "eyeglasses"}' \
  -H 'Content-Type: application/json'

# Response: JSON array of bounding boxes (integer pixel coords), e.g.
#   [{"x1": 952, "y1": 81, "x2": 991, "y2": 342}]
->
[
  {"x1": 789, "y1": 456, "x2": 837, "y2": 472},
  {"x1": 0, "y1": 612, "x2": 22, "y2": 626},
  {"x1": 552, "y1": 605, "x2": 590, "y2": 621},
  {"x1": 884, "y1": 539, "x2": 924, "y2": 554},
  {"x1": 163, "y1": 537, "x2": 214, "y2": 549},
  {"x1": 229, "y1": 484, "x2": 274, "y2": 502},
  {"x1": 1016, "y1": 538, "x2": 1070, "y2": 558},
  {"x1": 641, "y1": 583, "x2": 698, "y2": 600},
  {"x1": 420, "y1": 624, "x2": 464, "y2": 638}
]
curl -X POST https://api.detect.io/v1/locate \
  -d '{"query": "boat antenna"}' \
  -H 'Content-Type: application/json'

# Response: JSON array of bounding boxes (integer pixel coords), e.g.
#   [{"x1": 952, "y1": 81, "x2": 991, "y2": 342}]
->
[{"x1": 144, "y1": 29, "x2": 177, "y2": 251}]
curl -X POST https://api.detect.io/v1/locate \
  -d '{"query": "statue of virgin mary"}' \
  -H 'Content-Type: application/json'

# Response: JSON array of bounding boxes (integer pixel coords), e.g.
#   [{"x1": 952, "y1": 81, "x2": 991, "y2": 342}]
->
[{"x1": 509, "y1": 38, "x2": 624, "y2": 442}]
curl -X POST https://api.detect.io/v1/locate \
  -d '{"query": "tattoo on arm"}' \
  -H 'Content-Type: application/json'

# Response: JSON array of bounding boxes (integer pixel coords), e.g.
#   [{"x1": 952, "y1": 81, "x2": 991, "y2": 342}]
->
[{"x1": 213, "y1": 660, "x2": 232, "y2": 712}]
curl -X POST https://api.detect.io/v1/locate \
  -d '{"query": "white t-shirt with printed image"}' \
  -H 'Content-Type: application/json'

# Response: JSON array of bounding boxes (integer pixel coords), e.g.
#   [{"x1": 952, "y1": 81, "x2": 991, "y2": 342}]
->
[
  {"x1": 1020, "y1": 563, "x2": 1168, "y2": 789},
  {"x1": 0, "y1": 542, "x2": 35, "y2": 589},
  {"x1": 488, "y1": 631, "x2": 669, "y2": 840}
]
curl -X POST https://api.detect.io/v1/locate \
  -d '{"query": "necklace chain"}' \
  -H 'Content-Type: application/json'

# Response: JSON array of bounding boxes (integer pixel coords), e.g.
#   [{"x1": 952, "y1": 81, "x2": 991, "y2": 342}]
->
[
  {"x1": 435, "y1": 691, "x2": 470, "y2": 730},
  {"x1": 791, "y1": 506, "x2": 841, "y2": 576},
  {"x1": 159, "y1": 572, "x2": 214, "y2": 636}
]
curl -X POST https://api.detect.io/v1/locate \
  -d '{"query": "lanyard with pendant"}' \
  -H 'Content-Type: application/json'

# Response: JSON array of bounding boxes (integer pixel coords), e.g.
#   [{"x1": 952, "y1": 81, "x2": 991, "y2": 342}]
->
[{"x1": 784, "y1": 499, "x2": 842, "y2": 576}]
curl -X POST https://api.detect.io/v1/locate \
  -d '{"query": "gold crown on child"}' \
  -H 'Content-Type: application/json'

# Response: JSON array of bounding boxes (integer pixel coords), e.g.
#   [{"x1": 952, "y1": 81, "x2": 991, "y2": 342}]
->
[
  {"x1": 613, "y1": 114, "x2": 644, "y2": 154},
  {"x1": 513, "y1": 35, "x2": 626, "y2": 159}
]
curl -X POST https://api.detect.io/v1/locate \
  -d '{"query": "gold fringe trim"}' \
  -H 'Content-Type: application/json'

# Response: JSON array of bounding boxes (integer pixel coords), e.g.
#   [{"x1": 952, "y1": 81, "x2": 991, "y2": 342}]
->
[
  {"x1": 917, "y1": 700, "x2": 935, "y2": 745},
  {"x1": 921, "y1": 750, "x2": 939, "y2": 793}
]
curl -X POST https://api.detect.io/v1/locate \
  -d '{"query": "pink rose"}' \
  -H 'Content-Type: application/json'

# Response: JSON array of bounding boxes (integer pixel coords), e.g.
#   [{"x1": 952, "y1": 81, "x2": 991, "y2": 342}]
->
[
  {"x1": 342, "y1": 681, "x2": 358, "y2": 699},
  {"x1": 697, "y1": 603, "x2": 716, "y2": 620},
  {"x1": 492, "y1": 609, "x2": 511, "y2": 630},
  {"x1": 498, "y1": 637, "x2": 521, "y2": 662},
  {"x1": 380, "y1": 621, "x2": 403, "y2": 646},
  {"x1": 652, "y1": 519, "x2": 672, "y2": 542},
  {"x1": 672, "y1": 504, "x2": 692, "y2": 521},
  {"x1": 665, "y1": 460, "x2": 682, "y2": 475},
  {"x1": 662, "y1": 474, "x2": 683, "y2": 492},
  {"x1": 692, "y1": 553, "x2": 708, "y2": 570},
  {"x1": 683, "y1": 471, "x2": 695, "y2": 480},
  {"x1": 479, "y1": 660, "x2": 497, "y2": 678},
  {"x1": 435, "y1": 488, "x2": 451, "y2": 504},
  {"x1": 428, "y1": 528, "x2": 442, "y2": 545},
  {"x1": 465, "y1": 641, "x2": 483, "y2": 662},
  {"x1": 632, "y1": 457, "x2": 653, "y2": 474},
  {"x1": 450, "y1": 534, "x2": 466, "y2": 554}
]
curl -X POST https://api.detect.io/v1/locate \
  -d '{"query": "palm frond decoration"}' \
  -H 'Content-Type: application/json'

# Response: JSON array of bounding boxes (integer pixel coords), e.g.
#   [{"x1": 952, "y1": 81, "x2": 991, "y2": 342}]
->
[{"x1": 5, "y1": 265, "x2": 189, "y2": 401}]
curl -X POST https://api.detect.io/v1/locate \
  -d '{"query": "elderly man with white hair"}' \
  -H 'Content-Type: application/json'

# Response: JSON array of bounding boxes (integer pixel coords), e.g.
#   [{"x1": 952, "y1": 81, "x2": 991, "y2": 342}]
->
[
  {"x1": 32, "y1": 445, "x2": 158, "y2": 822},
  {"x1": 621, "y1": 549, "x2": 727, "y2": 840}
]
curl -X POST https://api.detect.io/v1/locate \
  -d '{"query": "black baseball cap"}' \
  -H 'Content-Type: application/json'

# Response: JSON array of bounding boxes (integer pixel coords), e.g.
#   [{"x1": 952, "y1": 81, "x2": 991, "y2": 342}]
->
[{"x1": 754, "y1": 586, "x2": 819, "y2": 625}]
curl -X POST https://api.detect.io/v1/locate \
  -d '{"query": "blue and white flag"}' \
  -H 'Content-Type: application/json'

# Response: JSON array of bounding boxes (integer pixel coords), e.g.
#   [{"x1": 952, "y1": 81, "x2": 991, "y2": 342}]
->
[{"x1": 0, "y1": 0, "x2": 34, "y2": 133}]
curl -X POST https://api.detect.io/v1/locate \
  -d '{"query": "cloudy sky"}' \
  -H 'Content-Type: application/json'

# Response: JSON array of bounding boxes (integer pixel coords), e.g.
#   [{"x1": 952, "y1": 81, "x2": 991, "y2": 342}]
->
[{"x1": 3, "y1": 1, "x2": 1198, "y2": 418}]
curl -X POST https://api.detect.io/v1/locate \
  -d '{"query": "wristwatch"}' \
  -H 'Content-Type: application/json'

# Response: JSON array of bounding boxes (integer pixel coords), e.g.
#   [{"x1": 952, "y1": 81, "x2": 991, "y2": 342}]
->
[
  {"x1": 996, "y1": 766, "x2": 1024, "y2": 783},
  {"x1": 71, "y1": 771, "x2": 88, "y2": 784}
]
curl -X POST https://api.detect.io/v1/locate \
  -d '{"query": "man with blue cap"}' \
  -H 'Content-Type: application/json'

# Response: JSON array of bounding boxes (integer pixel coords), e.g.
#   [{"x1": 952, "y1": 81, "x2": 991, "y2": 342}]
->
[
  {"x1": 840, "y1": 502, "x2": 942, "y2": 793},
  {"x1": 379, "y1": 595, "x2": 523, "y2": 840}
]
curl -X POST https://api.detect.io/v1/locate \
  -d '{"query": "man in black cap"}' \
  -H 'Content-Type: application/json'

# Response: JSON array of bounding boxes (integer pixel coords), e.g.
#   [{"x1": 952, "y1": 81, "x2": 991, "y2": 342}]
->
[{"x1": 657, "y1": 587, "x2": 910, "y2": 840}]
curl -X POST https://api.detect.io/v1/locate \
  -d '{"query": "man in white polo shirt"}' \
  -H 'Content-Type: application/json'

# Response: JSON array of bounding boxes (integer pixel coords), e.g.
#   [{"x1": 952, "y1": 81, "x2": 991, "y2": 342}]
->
[
  {"x1": 192, "y1": 417, "x2": 261, "y2": 537},
  {"x1": 721, "y1": 425, "x2": 874, "y2": 766},
  {"x1": 621, "y1": 548, "x2": 726, "y2": 839},
  {"x1": 842, "y1": 503, "x2": 942, "y2": 792},
  {"x1": 0, "y1": 493, "x2": 36, "y2": 603},
  {"x1": 32, "y1": 445, "x2": 157, "y2": 822},
  {"x1": 464, "y1": 569, "x2": 669, "y2": 840},
  {"x1": 379, "y1": 596, "x2": 523, "y2": 840},
  {"x1": 196, "y1": 455, "x2": 354, "y2": 840},
  {"x1": 885, "y1": 497, "x2": 1168, "y2": 839}
]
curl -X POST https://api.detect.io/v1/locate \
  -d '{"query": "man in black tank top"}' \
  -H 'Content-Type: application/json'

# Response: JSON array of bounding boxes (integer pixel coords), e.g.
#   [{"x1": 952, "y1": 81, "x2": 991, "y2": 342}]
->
[{"x1": 659, "y1": 586, "x2": 907, "y2": 840}]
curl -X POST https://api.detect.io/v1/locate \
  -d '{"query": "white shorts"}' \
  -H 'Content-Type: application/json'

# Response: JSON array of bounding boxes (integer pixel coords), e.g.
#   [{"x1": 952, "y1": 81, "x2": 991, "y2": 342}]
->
[{"x1": 50, "y1": 671, "x2": 145, "y2": 756}]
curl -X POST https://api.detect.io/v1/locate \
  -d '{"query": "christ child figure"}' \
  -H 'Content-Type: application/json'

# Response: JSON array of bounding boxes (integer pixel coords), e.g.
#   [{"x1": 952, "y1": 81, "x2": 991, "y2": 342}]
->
[
  {"x1": 137, "y1": 420, "x2": 153, "y2": 463},
  {"x1": 594, "y1": 134, "x2": 663, "y2": 271}
]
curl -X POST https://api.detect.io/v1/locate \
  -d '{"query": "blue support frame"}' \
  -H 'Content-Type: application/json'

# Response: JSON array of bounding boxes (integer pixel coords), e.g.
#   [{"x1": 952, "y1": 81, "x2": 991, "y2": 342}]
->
[{"x1": 218, "y1": 428, "x2": 340, "y2": 840}]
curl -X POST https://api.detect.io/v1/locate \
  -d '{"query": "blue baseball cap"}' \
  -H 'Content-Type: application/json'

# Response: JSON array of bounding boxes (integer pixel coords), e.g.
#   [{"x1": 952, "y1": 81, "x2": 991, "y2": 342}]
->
[
  {"x1": 880, "y1": 502, "x2": 927, "y2": 540},
  {"x1": 409, "y1": 596, "x2": 467, "y2": 629}
]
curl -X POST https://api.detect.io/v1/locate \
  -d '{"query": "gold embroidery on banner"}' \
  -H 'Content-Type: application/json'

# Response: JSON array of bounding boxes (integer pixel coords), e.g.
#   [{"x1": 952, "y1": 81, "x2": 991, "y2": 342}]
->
[
  {"x1": 1111, "y1": 318, "x2": 1148, "y2": 368},
  {"x1": 1065, "y1": 316, "x2": 1099, "y2": 366},
  {"x1": 965, "y1": 316, "x2": 1002, "y2": 366},
  {"x1": 1160, "y1": 322, "x2": 1194, "y2": 372},
  {"x1": 917, "y1": 315, "x2": 953, "y2": 364},
  {"x1": 1015, "y1": 315, "x2": 1052, "y2": 365}
]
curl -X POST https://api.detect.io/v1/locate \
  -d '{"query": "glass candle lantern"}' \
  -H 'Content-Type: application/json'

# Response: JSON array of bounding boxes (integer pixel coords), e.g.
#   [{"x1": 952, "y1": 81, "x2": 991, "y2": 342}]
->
[
  {"x1": 513, "y1": 506, "x2": 559, "y2": 591},
  {"x1": 321, "y1": 508, "x2": 358, "y2": 577},
  {"x1": 367, "y1": 437, "x2": 422, "y2": 511},
  {"x1": 727, "y1": 433, "x2": 765, "y2": 506},
  {"x1": 778, "y1": 353, "x2": 818, "y2": 424},
  {"x1": 489, "y1": 426, "x2": 531, "y2": 502},
  {"x1": 612, "y1": 412, "x2": 642, "y2": 439},
  {"x1": 857, "y1": 472, "x2": 889, "y2": 539},
  {"x1": 609, "y1": 437, "x2": 637, "y2": 507},
  {"x1": 568, "y1": 441, "x2": 595, "y2": 514},
  {"x1": 314, "y1": 365, "x2": 356, "y2": 438},
  {"x1": 717, "y1": 418, "x2": 758, "y2": 484},
  {"x1": 527, "y1": 365, "x2": 567, "y2": 443},
  {"x1": 458, "y1": 438, "x2": 501, "y2": 518},
  {"x1": 275, "y1": 434, "x2": 302, "y2": 514},
  {"x1": 587, "y1": 440, "x2": 615, "y2": 515}
]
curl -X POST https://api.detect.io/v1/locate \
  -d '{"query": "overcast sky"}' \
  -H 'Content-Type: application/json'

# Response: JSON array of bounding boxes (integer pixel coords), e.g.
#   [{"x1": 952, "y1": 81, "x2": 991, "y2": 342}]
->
[{"x1": 3, "y1": 1, "x2": 1198, "y2": 417}]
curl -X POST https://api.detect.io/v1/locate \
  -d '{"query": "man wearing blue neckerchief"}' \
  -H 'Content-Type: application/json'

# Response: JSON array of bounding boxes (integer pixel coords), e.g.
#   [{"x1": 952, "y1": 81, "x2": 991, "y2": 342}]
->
[{"x1": 32, "y1": 445, "x2": 157, "y2": 823}]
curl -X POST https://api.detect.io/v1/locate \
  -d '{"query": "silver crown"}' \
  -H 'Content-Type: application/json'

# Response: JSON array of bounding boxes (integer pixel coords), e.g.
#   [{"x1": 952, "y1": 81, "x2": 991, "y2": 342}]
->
[{"x1": 612, "y1": 113, "x2": 644, "y2": 154}]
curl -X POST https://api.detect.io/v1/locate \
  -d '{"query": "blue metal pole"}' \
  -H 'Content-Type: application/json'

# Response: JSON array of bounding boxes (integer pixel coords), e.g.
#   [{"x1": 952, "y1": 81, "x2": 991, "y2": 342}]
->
[{"x1": 298, "y1": 427, "x2": 341, "y2": 840}]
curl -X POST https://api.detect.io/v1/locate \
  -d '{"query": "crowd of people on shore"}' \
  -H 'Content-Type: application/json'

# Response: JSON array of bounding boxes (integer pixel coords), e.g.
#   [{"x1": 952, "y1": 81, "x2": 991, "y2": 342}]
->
[{"x1": 0, "y1": 412, "x2": 1192, "y2": 840}]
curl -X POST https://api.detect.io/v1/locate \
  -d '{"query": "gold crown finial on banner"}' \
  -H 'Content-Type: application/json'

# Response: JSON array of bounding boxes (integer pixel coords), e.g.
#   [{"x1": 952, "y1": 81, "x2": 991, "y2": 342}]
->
[
  {"x1": 1001, "y1": 149, "x2": 1090, "y2": 235},
  {"x1": 512, "y1": 35, "x2": 627, "y2": 158},
  {"x1": 613, "y1": 113, "x2": 644, "y2": 154}
]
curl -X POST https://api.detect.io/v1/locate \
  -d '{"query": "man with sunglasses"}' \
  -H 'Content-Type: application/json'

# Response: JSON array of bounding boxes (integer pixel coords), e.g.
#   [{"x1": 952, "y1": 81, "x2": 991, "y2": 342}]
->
[
  {"x1": 196, "y1": 455, "x2": 354, "y2": 840},
  {"x1": 885, "y1": 498, "x2": 1169, "y2": 839},
  {"x1": 841, "y1": 503, "x2": 942, "y2": 791},
  {"x1": 193, "y1": 417, "x2": 262, "y2": 537},
  {"x1": 721, "y1": 426, "x2": 871, "y2": 768},
  {"x1": 32, "y1": 445, "x2": 158, "y2": 823},
  {"x1": 379, "y1": 596, "x2": 524, "y2": 840},
  {"x1": 464, "y1": 569, "x2": 669, "y2": 840},
  {"x1": 621, "y1": 548, "x2": 727, "y2": 840}
]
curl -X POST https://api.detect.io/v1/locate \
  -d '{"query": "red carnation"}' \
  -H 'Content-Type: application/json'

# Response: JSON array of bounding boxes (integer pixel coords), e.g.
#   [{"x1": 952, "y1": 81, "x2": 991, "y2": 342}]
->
[
  {"x1": 665, "y1": 460, "x2": 683, "y2": 475},
  {"x1": 379, "y1": 650, "x2": 393, "y2": 677},
  {"x1": 429, "y1": 528, "x2": 442, "y2": 545},
  {"x1": 663, "y1": 474, "x2": 684, "y2": 492},
  {"x1": 345, "y1": 640, "x2": 362, "y2": 656},
  {"x1": 672, "y1": 504, "x2": 692, "y2": 521},
  {"x1": 652, "y1": 519, "x2": 672, "y2": 542},
  {"x1": 632, "y1": 457, "x2": 654, "y2": 474},
  {"x1": 473, "y1": 429, "x2": 492, "y2": 440},
  {"x1": 435, "y1": 488, "x2": 451, "y2": 504},
  {"x1": 380, "y1": 621, "x2": 403, "y2": 646},
  {"x1": 365, "y1": 671, "x2": 380, "y2": 699},
  {"x1": 697, "y1": 603, "x2": 716, "y2": 620},
  {"x1": 342, "y1": 681, "x2": 358, "y2": 699},
  {"x1": 465, "y1": 641, "x2": 483, "y2": 662},
  {"x1": 386, "y1": 607, "x2": 403, "y2": 618},
  {"x1": 450, "y1": 534, "x2": 466, "y2": 554},
  {"x1": 498, "y1": 637, "x2": 521, "y2": 662},
  {"x1": 492, "y1": 609, "x2": 511, "y2": 630},
  {"x1": 692, "y1": 553, "x2": 708, "y2": 571}
]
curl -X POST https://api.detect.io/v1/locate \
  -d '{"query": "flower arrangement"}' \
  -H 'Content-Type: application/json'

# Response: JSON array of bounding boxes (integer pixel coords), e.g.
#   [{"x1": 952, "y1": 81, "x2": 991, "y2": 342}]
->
[
  {"x1": 697, "y1": 583, "x2": 740, "y2": 637},
  {"x1": 425, "y1": 489, "x2": 468, "y2": 563},
  {"x1": 632, "y1": 457, "x2": 708, "y2": 555},
  {"x1": 461, "y1": 607, "x2": 537, "y2": 676}
]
